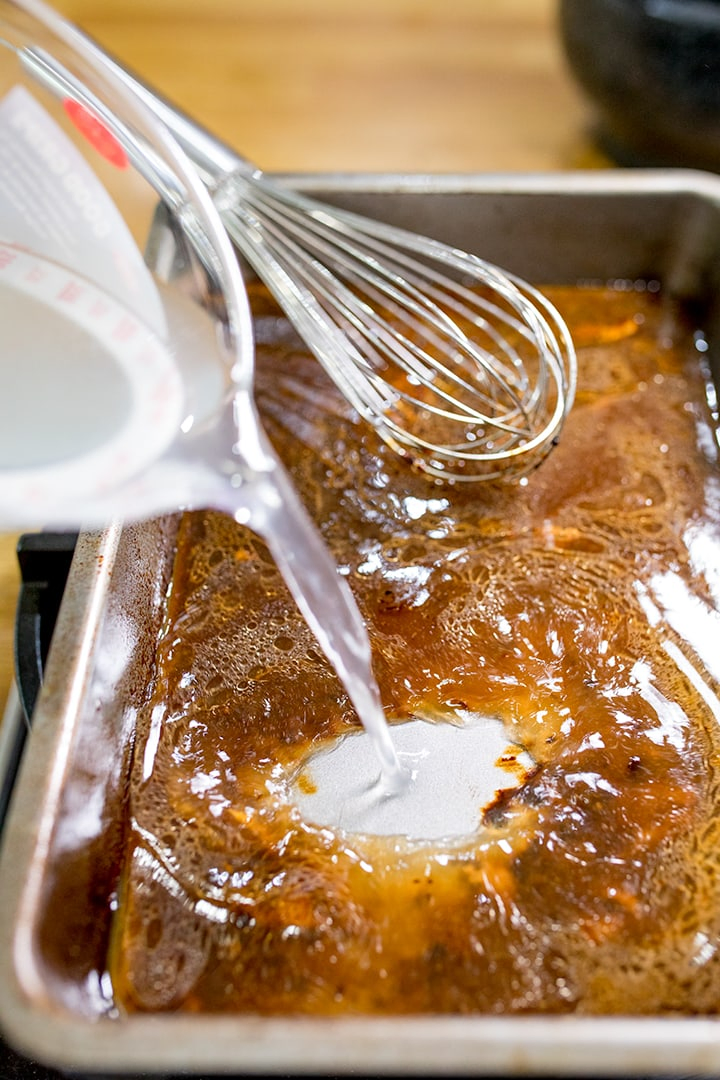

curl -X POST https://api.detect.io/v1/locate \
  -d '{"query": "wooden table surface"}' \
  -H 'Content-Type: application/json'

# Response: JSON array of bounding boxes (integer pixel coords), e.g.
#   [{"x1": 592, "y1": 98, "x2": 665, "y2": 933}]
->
[{"x1": 0, "y1": 0, "x2": 595, "y2": 717}]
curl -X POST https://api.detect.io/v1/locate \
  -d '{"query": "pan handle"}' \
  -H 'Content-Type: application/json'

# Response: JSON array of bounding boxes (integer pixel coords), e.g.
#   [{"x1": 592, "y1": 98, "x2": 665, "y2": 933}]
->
[{"x1": 14, "y1": 531, "x2": 77, "y2": 723}]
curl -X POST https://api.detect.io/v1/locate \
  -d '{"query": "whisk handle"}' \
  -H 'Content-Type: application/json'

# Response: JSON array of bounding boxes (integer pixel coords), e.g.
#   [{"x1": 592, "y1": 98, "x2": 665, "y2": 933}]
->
[{"x1": 90, "y1": 45, "x2": 254, "y2": 187}]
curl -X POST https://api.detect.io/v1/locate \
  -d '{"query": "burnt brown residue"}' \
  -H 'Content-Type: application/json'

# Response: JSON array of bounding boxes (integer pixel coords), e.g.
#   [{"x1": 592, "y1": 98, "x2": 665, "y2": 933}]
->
[
  {"x1": 483, "y1": 763, "x2": 543, "y2": 824},
  {"x1": 378, "y1": 587, "x2": 405, "y2": 615},
  {"x1": 496, "y1": 744, "x2": 534, "y2": 782}
]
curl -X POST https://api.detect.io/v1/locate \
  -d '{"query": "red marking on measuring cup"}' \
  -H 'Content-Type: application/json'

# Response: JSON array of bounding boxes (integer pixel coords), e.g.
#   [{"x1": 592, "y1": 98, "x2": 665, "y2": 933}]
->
[
  {"x1": 63, "y1": 99, "x2": 129, "y2": 169},
  {"x1": 57, "y1": 280, "x2": 84, "y2": 303}
]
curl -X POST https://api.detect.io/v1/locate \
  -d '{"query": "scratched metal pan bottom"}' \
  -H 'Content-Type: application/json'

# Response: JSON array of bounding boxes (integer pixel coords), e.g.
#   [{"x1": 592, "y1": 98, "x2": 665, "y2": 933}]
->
[{"x1": 2, "y1": 170, "x2": 720, "y2": 1076}]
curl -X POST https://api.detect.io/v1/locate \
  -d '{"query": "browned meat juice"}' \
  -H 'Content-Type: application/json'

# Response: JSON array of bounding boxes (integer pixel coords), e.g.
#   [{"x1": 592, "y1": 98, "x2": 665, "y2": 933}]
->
[{"x1": 109, "y1": 282, "x2": 720, "y2": 1015}]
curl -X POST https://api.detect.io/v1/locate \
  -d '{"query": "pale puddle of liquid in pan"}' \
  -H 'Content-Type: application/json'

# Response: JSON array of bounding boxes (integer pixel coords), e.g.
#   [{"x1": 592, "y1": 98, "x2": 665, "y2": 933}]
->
[{"x1": 291, "y1": 712, "x2": 535, "y2": 840}]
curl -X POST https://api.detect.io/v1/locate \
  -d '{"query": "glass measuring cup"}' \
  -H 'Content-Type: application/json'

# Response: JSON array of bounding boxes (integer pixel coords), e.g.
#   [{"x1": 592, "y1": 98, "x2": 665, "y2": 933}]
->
[{"x1": 0, "y1": 0, "x2": 264, "y2": 527}]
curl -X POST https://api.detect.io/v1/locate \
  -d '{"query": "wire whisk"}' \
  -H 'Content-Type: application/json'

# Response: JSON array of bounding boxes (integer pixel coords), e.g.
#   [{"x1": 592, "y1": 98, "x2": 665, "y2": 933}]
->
[
  {"x1": 20, "y1": 22, "x2": 577, "y2": 482},
  {"x1": 214, "y1": 171, "x2": 575, "y2": 480}
]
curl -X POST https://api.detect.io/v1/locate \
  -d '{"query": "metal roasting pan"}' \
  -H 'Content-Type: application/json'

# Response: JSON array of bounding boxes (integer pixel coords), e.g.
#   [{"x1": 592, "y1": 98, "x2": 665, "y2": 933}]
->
[{"x1": 2, "y1": 170, "x2": 720, "y2": 1076}]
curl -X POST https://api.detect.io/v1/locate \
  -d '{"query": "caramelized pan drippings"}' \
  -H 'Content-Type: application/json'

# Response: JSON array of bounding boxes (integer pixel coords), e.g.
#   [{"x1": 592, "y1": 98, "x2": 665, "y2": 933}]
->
[{"x1": 110, "y1": 284, "x2": 720, "y2": 1016}]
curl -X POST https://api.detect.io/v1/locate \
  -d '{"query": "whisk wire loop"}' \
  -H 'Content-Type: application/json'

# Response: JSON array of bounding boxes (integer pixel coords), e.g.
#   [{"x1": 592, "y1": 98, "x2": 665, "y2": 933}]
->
[
  {"x1": 214, "y1": 171, "x2": 576, "y2": 480},
  {"x1": 239, "y1": 197, "x2": 535, "y2": 441},
  {"x1": 230, "y1": 203, "x2": 394, "y2": 426}
]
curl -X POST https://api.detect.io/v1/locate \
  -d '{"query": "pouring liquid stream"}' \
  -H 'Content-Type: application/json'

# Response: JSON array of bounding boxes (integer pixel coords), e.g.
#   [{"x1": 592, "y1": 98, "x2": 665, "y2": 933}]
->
[{"x1": 215, "y1": 398, "x2": 409, "y2": 798}]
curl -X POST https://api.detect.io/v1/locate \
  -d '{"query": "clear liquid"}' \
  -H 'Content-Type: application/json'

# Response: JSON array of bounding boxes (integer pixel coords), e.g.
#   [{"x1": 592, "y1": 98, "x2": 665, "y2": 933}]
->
[{"x1": 213, "y1": 415, "x2": 408, "y2": 794}]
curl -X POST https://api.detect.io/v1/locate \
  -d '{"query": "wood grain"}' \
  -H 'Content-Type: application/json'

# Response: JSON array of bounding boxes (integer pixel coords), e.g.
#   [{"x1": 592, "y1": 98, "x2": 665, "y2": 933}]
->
[{"x1": 0, "y1": 0, "x2": 595, "y2": 716}]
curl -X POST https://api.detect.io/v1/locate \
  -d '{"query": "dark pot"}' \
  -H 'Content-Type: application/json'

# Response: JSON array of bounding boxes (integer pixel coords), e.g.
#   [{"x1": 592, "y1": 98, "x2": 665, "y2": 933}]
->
[{"x1": 559, "y1": 0, "x2": 720, "y2": 171}]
